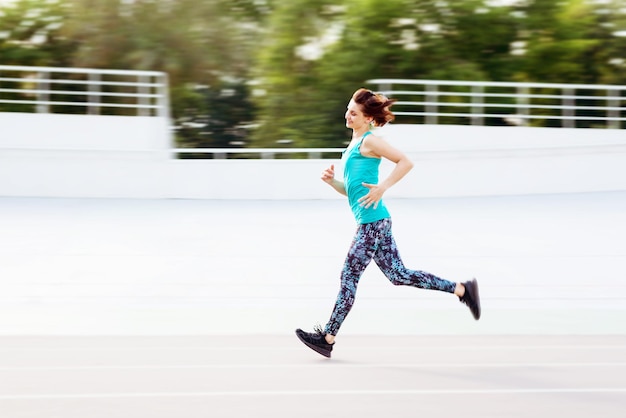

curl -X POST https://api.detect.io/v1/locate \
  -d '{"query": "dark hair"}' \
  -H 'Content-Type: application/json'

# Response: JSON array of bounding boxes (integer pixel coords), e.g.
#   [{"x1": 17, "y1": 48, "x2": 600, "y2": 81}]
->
[{"x1": 352, "y1": 88, "x2": 396, "y2": 127}]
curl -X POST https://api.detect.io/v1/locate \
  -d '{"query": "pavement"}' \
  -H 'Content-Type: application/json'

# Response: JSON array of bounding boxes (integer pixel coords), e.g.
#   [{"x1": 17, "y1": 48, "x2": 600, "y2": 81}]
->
[
  {"x1": 0, "y1": 192, "x2": 625, "y2": 417},
  {"x1": 0, "y1": 334, "x2": 624, "y2": 418}
]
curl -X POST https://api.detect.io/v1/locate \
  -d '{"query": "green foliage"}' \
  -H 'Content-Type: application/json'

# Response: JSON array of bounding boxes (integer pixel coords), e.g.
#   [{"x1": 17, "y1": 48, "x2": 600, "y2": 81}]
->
[
  {"x1": 250, "y1": 0, "x2": 338, "y2": 147},
  {"x1": 60, "y1": 0, "x2": 262, "y2": 145},
  {"x1": 0, "y1": 0, "x2": 71, "y2": 66},
  {"x1": 520, "y1": 0, "x2": 604, "y2": 83},
  {"x1": 174, "y1": 80, "x2": 255, "y2": 152},
  {"x1": 61, "y1": 0, "x2": 248, "y2": 85},
  {"x1": 1, "y1": 0, "x2": 625, "y2": 146}
]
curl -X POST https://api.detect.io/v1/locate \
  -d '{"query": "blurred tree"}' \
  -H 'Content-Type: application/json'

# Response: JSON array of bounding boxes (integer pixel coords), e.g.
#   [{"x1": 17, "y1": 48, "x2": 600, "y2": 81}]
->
[
  {"x1": 0, "y1": 0, "x2": 73, "y2": 112},
  {"x1": 2, "y1": 0, "x2": 625, "y2": 147},
  {"x1": 311, "y1": 0, "x2": 418, "y2": 145},
  {"x1": 252, "y1": 0, "x2": 429, "y2": 147},
  {"x1": 60, "y1": 0, "x2": 260, "y2": 145},
  {"x1": 253, "y1": 0, "x2": 519, "y2": 146},
  {"x1": 520, "y1": 0, "x2": 602, "y2": 83},
  {"x1": 253, "y1": 0, "x2": 626, "y2": 145},
  {"x1": 445, "y1": 0, "x2": 520, "y2": 81},
  {"x1": 250, "y1": 0, "x2": 338, "y2": 148},
  {"x1": 512, "y1": 0, "x2": 625, "y2": 85},
  {"x1": 0, "y1": 0, "x2": 70, "y2": 66},
  {"x1": 63, "y1": 0, "x2": 236, "y2": 85},
  {"x1": 174, "y1": 79, "x2": 255, "y2": 154},
  {"x1": 512, "y1": 0, "x2": 626, "y2": 127},
  {"x1": 598, "y1": 0, "x2": 626, "y2": 85}
]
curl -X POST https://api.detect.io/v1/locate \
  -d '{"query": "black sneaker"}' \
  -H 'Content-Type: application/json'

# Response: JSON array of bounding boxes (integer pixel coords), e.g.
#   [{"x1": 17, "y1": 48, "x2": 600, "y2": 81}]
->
[
  {"x1": 459, "y1": 278, "x2": 481, "y2": 320},
  {"x1": 295, "y1": 326, "x2": 334, "y2": 358}
]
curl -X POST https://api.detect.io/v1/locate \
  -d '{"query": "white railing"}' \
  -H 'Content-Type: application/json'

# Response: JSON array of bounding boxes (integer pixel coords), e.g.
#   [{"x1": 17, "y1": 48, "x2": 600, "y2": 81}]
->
[
  {"x1": 180, "y1": 78, "x2": 625, "y2": 158},
  {"x1": 0, "y1": 65, "x2": 170, "y2": 117},
  {"x1": 3, "y1": 65, "x2": 624, "y2": 161},
  {"x1": 175, "y1": 147, "x2": 342, "y2": 159},
  {"x1": 368, "y1": 79, "x2": 626, "y2": 129}
]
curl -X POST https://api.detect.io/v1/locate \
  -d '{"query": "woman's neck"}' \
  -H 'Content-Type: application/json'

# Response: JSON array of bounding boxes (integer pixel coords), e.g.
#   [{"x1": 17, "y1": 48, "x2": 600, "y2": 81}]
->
[{"x1": 352, "y1": 126, "x2": 370, "y2": 139}]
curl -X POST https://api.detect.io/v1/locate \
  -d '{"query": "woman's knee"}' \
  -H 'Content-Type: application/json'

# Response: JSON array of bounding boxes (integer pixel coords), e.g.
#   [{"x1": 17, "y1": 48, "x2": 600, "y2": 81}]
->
[{"x1": 384, "y1": 271, "x2": 408, "y2": 286}]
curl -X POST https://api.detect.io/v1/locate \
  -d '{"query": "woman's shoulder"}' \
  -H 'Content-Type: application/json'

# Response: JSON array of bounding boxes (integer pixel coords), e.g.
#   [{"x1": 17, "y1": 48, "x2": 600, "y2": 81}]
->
[
  {"x1": 362, "y1": 131, "x2": 389, "y2": 147},
  {"x1": 360, "y1": 132, "x2": 388, "y2": 158}
]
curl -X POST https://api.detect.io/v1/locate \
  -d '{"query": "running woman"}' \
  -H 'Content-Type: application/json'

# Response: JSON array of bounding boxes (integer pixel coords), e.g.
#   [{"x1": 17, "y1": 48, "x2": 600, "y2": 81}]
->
[{"x1": 296, "y1": 88, "x2": 481, "y2": 358}]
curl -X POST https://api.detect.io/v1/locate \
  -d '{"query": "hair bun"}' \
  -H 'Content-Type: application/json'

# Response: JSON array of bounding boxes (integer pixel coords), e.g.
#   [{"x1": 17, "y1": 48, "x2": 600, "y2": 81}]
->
[{"x1": 352, "y1": 88, "x2": 396, "y2": 127}]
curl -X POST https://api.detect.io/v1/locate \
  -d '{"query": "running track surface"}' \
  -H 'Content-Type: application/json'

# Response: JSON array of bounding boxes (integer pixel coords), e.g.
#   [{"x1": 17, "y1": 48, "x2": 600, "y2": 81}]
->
[{"x1": 1, "y1": 335, "x2": 625, "y2": 418}]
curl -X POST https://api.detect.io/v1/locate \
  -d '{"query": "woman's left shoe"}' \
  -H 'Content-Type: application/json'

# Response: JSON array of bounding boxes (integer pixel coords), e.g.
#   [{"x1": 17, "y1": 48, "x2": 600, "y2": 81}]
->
[{"x1": 459, "y1": 278, "x2": 481, "y2": 320}]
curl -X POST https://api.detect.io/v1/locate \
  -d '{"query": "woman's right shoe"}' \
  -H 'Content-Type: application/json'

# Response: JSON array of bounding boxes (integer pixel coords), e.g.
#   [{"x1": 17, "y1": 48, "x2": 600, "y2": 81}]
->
[{"x1": 295, "y1": 327, "x2": 334, "y2": 358}]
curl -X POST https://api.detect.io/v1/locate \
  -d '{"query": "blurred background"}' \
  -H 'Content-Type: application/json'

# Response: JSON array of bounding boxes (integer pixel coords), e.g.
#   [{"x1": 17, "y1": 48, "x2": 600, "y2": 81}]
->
[
  {"x1": 1, "y1": 0, "x2": 625, "y2": 334},
  {"x1": 2, "y1": 2, "x2": 626, "y2": 415},
  {"x1": 1, "y1": 0, "x2": 625, "y2": 150},
  {"x1": 1, "y1": 4, "x2": 625, "y2": 416}
]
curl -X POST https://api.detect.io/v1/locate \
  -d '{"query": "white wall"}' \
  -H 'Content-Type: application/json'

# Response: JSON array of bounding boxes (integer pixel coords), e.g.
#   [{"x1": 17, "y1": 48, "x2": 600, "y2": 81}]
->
[
  {"x1": 1, "y1": 112, "x2": 625, "y2": 199},
  {"x1": 377, "y1": 124, "x2": 626, "y2": 198},
  {"x1": 0, "y1": 112, "x2": 171, "y2": 153}
]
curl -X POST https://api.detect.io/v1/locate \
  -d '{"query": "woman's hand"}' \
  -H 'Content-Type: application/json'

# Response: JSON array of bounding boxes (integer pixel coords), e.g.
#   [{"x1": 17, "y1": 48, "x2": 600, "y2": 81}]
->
[
  {"x1": 358, "y1": 134, "x2": 414, "y2": 207},
  {"x1": 321, "y1": 164, "x2": 347, "y2": 196},
  {"x1": 358, "y1": 183, "x2": 386, "y2": 209},
  {"x1": 321, "y1": 164, "x2": 335, "y2": 184}
]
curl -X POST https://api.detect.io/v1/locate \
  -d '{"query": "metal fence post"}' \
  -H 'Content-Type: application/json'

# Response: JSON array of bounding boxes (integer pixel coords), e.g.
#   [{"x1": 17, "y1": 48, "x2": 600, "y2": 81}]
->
[
  {"x1": 607, "y1": 89, "x2": 619, "y2": 129},
  {"x1": 563, "y1": 88, "x2": 575, "y2": 128},
  {"x1": 426, "y1": 83, "x2": 437, "y2": 125},
  {"x1": 36, "y1": 71, "x2": 49, "y2": 113},
  {"x1": 138, "y1": 74, "x2": 149, "y2": 116},
  {"x1": 517, "y1": 86, "x2": 529, "y2": 127},
  {"x1": 471, "y1": 85, "x2": 484, "y2": 126},
  {"x1": 88, "y1": 72, "x2": 101, "y2": 115},
  {"x1": 157, "y1": 73, "x2": 170, "y2": 119}
]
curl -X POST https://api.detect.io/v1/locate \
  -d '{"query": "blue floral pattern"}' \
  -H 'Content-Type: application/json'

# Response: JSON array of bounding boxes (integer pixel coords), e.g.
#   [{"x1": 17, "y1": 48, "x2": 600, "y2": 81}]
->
[{"x1": 324, "y1": 218, "x2": 456, "y2": 335}]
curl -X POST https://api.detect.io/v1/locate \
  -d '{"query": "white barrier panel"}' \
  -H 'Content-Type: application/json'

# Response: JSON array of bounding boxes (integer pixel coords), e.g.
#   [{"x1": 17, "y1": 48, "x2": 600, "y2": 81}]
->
[
  {"x1": 0, "y1": 112, "x2": 171, "y2": 154},
  {"x1": 377, "y1": 124, "x2": 626, "y2": 198},
  {"x1": 1, "y1": 115, "x2": 625, "y2": 199}
]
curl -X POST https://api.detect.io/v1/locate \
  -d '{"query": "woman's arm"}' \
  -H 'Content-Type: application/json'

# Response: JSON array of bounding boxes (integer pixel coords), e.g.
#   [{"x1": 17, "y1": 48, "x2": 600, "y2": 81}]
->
[
  {"x1": 321, "y1": 164, "x2": 347, "y2": 196},
  {"x1": 358, "y1": 134, "x2": 414, "y2": 209}
]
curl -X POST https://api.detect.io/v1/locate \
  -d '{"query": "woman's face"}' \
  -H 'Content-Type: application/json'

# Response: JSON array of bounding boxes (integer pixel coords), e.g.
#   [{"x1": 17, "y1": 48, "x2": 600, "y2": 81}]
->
[{"x1": 345, "y1": 99, "x2": 371, "y2": 130}]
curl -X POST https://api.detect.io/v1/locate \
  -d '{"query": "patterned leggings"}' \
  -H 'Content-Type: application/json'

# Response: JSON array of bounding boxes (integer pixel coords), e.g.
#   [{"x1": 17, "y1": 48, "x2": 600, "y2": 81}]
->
[{"x1": 324, "y1": 218, "x2": 456, "y2": 336}]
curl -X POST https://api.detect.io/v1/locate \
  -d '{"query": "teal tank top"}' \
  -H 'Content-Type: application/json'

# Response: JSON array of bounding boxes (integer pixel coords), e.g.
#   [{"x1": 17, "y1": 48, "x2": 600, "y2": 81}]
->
[{"x1": 342, "y1": 131, "x2": 391, "y2": 224}]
